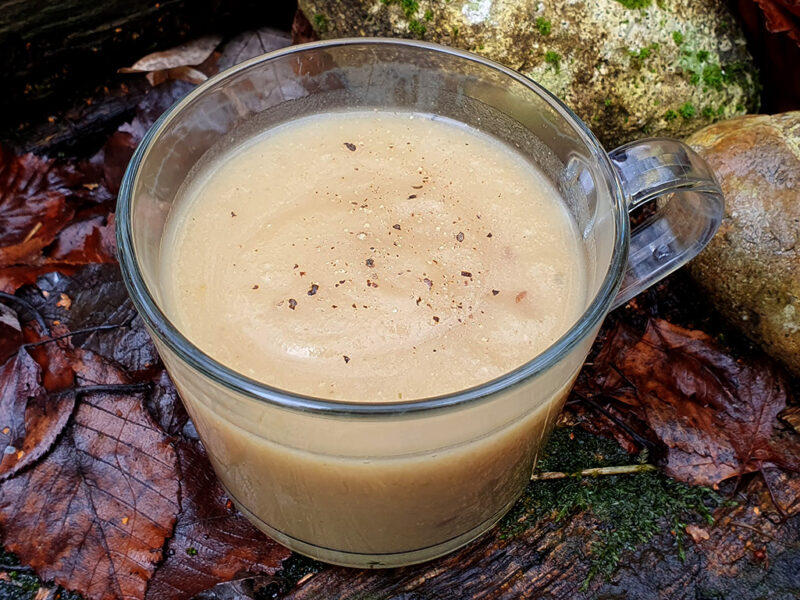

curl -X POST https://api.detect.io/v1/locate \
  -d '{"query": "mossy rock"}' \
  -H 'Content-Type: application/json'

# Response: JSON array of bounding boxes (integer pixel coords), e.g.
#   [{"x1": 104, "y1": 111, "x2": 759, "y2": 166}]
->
[{"x1": 298, "y1": 0, "x2": 759, "y2": 148}]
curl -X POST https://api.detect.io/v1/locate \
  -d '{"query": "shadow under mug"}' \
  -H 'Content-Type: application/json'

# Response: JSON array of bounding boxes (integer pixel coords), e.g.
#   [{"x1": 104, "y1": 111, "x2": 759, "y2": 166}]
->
[{"x1": 116, "y1": 39, "x2": 724, "y2": 568}]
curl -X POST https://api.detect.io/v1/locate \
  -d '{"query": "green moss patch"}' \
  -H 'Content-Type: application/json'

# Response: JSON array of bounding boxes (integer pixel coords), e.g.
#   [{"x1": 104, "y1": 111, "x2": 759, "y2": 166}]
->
[
  {"x1": 544, "y1": 51, "x2": 561, "y2": 72},
  {"x1": 535, "y1": 17, "x2": 552, "y2": 36},
  {"x1": 614, "y1": 0, "x2": 652, "y2": 8},
  {"x1": 313, "y1": 13, "x2": 329, "y2": 34},
  {"x1": 499, "y1": 428, "x2": 722, "y2": 588}
]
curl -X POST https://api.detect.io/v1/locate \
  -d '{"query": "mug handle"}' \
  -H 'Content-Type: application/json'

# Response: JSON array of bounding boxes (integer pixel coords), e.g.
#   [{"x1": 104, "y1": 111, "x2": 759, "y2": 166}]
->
[{"x1": 608, "y1": 138, "x2": 725, "y2": 310}]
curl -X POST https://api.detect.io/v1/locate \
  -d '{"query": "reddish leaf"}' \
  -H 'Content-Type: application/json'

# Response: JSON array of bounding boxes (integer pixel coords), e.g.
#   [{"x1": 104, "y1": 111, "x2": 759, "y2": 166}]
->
[
  {"x1": 755, "y1": 0, "x2": 800, "y2": 42},
  {"x1": 101, "y1": 121, "x2": 148, "y2": 195},
  {"x1": 25, "y1": 321, "x2": 77, "y2": 392},
  {"x1": 291, "y1": 10, "x2": 318, "y2": 46},
  {"x1": 48, "y1": 213, "x2": 117, "y2": 265},
  {"x1": 146, "y1": 440, "x2": 290, "y2": 600},
  {"x1": 0, "y1": 350, "x2": 180, "y2": 600},
  {"x1": 0, "y1": 148, "x2": 75, "y2": 267},
  {"x1": 585, "y1": 318, "x2": 800, "y2": 513}
]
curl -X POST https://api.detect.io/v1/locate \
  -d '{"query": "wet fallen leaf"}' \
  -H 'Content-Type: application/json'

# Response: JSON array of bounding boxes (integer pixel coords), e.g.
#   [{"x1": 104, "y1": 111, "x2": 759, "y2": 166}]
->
[
  {"x1": 584, "y1": 318, "x2": 800, "y2": 514},
  {"x1": 0, "y1": 334, "x2": 75, "y2": 480},
  {"x1": 0, "y1": 350, "x2": 180, "y2": 600},
  {"x1": 0, "y1": 148, "x2": 75, "y2": 268},
  {"x1": 48, "y1": 214, "x2": 117, "y2": 265},
  {"x1": 20, "y1": 265, "x2": 159, "y2": 373},
  {"x1": 146, "y1": 440, "x2": 290, "y2": 600}
]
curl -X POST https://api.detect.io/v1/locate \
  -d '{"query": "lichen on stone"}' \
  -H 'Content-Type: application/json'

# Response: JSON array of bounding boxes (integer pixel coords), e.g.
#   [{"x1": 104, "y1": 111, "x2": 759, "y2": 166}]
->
[{"x1": 298, "y1": 0, "x2": 759, "y2": 147}]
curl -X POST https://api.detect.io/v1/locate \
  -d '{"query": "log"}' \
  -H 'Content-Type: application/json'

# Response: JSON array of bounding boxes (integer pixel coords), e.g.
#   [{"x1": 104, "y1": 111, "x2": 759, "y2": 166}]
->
[{"x1": 0, "y1": 0, "x2": 297, "y2": 147}]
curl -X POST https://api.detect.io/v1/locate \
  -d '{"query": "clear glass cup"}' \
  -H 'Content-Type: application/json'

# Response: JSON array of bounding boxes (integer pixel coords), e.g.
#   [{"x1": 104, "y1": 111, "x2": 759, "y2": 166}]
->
[{"x1": 116, "y1": 39, "x2": 724, "y2": 568}]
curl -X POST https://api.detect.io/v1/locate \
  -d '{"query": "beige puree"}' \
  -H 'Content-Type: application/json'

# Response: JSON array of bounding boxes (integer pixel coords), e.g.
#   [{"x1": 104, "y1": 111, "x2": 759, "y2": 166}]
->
[{"x1": 159, "y1": 111, "x2": 588, "y2": 563}]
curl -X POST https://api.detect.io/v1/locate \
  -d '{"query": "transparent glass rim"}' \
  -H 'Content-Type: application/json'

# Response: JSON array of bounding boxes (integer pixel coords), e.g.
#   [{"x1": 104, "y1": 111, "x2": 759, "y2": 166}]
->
[{"x1": 116, "y1": 38, "x2": 629, "y2": 416}]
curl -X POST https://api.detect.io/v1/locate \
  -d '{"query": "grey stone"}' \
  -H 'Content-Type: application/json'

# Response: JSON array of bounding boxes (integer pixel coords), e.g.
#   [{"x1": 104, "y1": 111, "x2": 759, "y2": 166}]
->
[
  {"x1": 686, "y1": 113, "x2": 800, "y2": 376},
  {"x1": 297, "y1": 0, "x2": 759, "y2": 149}
]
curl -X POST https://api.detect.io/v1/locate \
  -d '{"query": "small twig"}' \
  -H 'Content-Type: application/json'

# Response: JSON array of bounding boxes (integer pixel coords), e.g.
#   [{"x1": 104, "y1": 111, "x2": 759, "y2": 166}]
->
[
  {"x1": 531, "y1": 463, "x2": 657, "y2": 481},
  {"x1": 54, "y1": 382, "x2": 153, "y2": 397},
  {"x1": 0, "y1": 563, "x2": 35, "y2": 573},
  {"x1": 728, "y1": 521, "x2": 782, "y2": 544},
  {"x1": 573, "y1": 390, "x2": 655, "y2": 450},
  {"x1": 0, "y1": 291, "x2": 49, "y2": 336},
  {"x1": 24, "y1": 322, "x2": 127, "y2": 349}
]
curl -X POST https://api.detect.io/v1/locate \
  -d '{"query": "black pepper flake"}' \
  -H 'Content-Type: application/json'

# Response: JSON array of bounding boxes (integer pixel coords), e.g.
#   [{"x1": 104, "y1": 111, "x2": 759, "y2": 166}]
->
[
  {"x1": 293, "y1": 264, "x2": 299, "y2": 269},
  {"x1": 308, "y1": 284, "x2": 319, "y2": 296},
  {"x1": 344, "y1": 142, "x2": 357, "y2": 151},
  {"x1": 408, "y1": 194, "x2": 417, "y2": 199},
  {"x1": 393, "y1": 224, "x2": 401, "y2": 230},
  {"x1": 416, "y1": 297, "x2": 422, "y2": 305},
  {"x1": 461, "y1": 271, "x2": 472, "y2": 278},
  {"x1": 411, "y1": 185, "x2": 423, "y2": 189},
  {"x1": 299, "y1": 271, "x2": 306, "y2": 277},
  {"x1": 230, "y1": 211, "x2": 237, "y2": 217},
  {"x1": 487, "y1": 232, "x2": 493, "y2": 238},
  {"x1": 366, "y1": 258, "x2": 375, "y2": 267},
  {"x1": 423, "y1": 278, "x2": 433, "y2": 289},
  {"x1": 252, "y1": 285, "x2": 259, "y2": 290},
  {"x1": 343, "y1": 355, "x2": 350, "y2": 363},
  {"x1": 433, "y1": 316, "x2": 440, "y2": 323},
  {"x1": 492, "y1": 289, "x2": 500, "y2": 296},
  {"x1": 288, "y1": 298, "x2": 297, "y2": 310},
  {"x1": 456, "y1": 232, "x2": 464, "y2": 242}
]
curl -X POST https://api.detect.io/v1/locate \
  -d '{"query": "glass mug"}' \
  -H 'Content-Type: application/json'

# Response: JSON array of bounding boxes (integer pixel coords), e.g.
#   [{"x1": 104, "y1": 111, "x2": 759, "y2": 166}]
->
[{"x1": 117, "y1": 39, "x2": 723, "y2": 568}]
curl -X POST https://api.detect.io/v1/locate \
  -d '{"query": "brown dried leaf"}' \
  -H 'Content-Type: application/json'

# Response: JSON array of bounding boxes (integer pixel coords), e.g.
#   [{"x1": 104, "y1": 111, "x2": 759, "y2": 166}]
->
[
  {"x1": 586, "y1": 318, "x2": 800, "y2": 513},
  {"x1": 120, "y1": 35, "x2": 222, "y2": 74},
  {"x1": 146, "y1": 440, "x2": 290, "y2": 600},
  {"x1": 0, "y1": 350, "x2": 180, "y2": 600}
]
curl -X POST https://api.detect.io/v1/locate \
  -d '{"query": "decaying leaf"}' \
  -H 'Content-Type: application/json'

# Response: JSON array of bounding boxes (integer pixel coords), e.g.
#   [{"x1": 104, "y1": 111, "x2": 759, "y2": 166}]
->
[
  {"x1": 583, "y1": 318, "x2": 800, "y2": 514},
  {"x1": 0, "y1": 350, "x2": 180, "y2": 600},
  {"x1": 146, "y1": 441, "x2": 290, "y2": 600}
]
